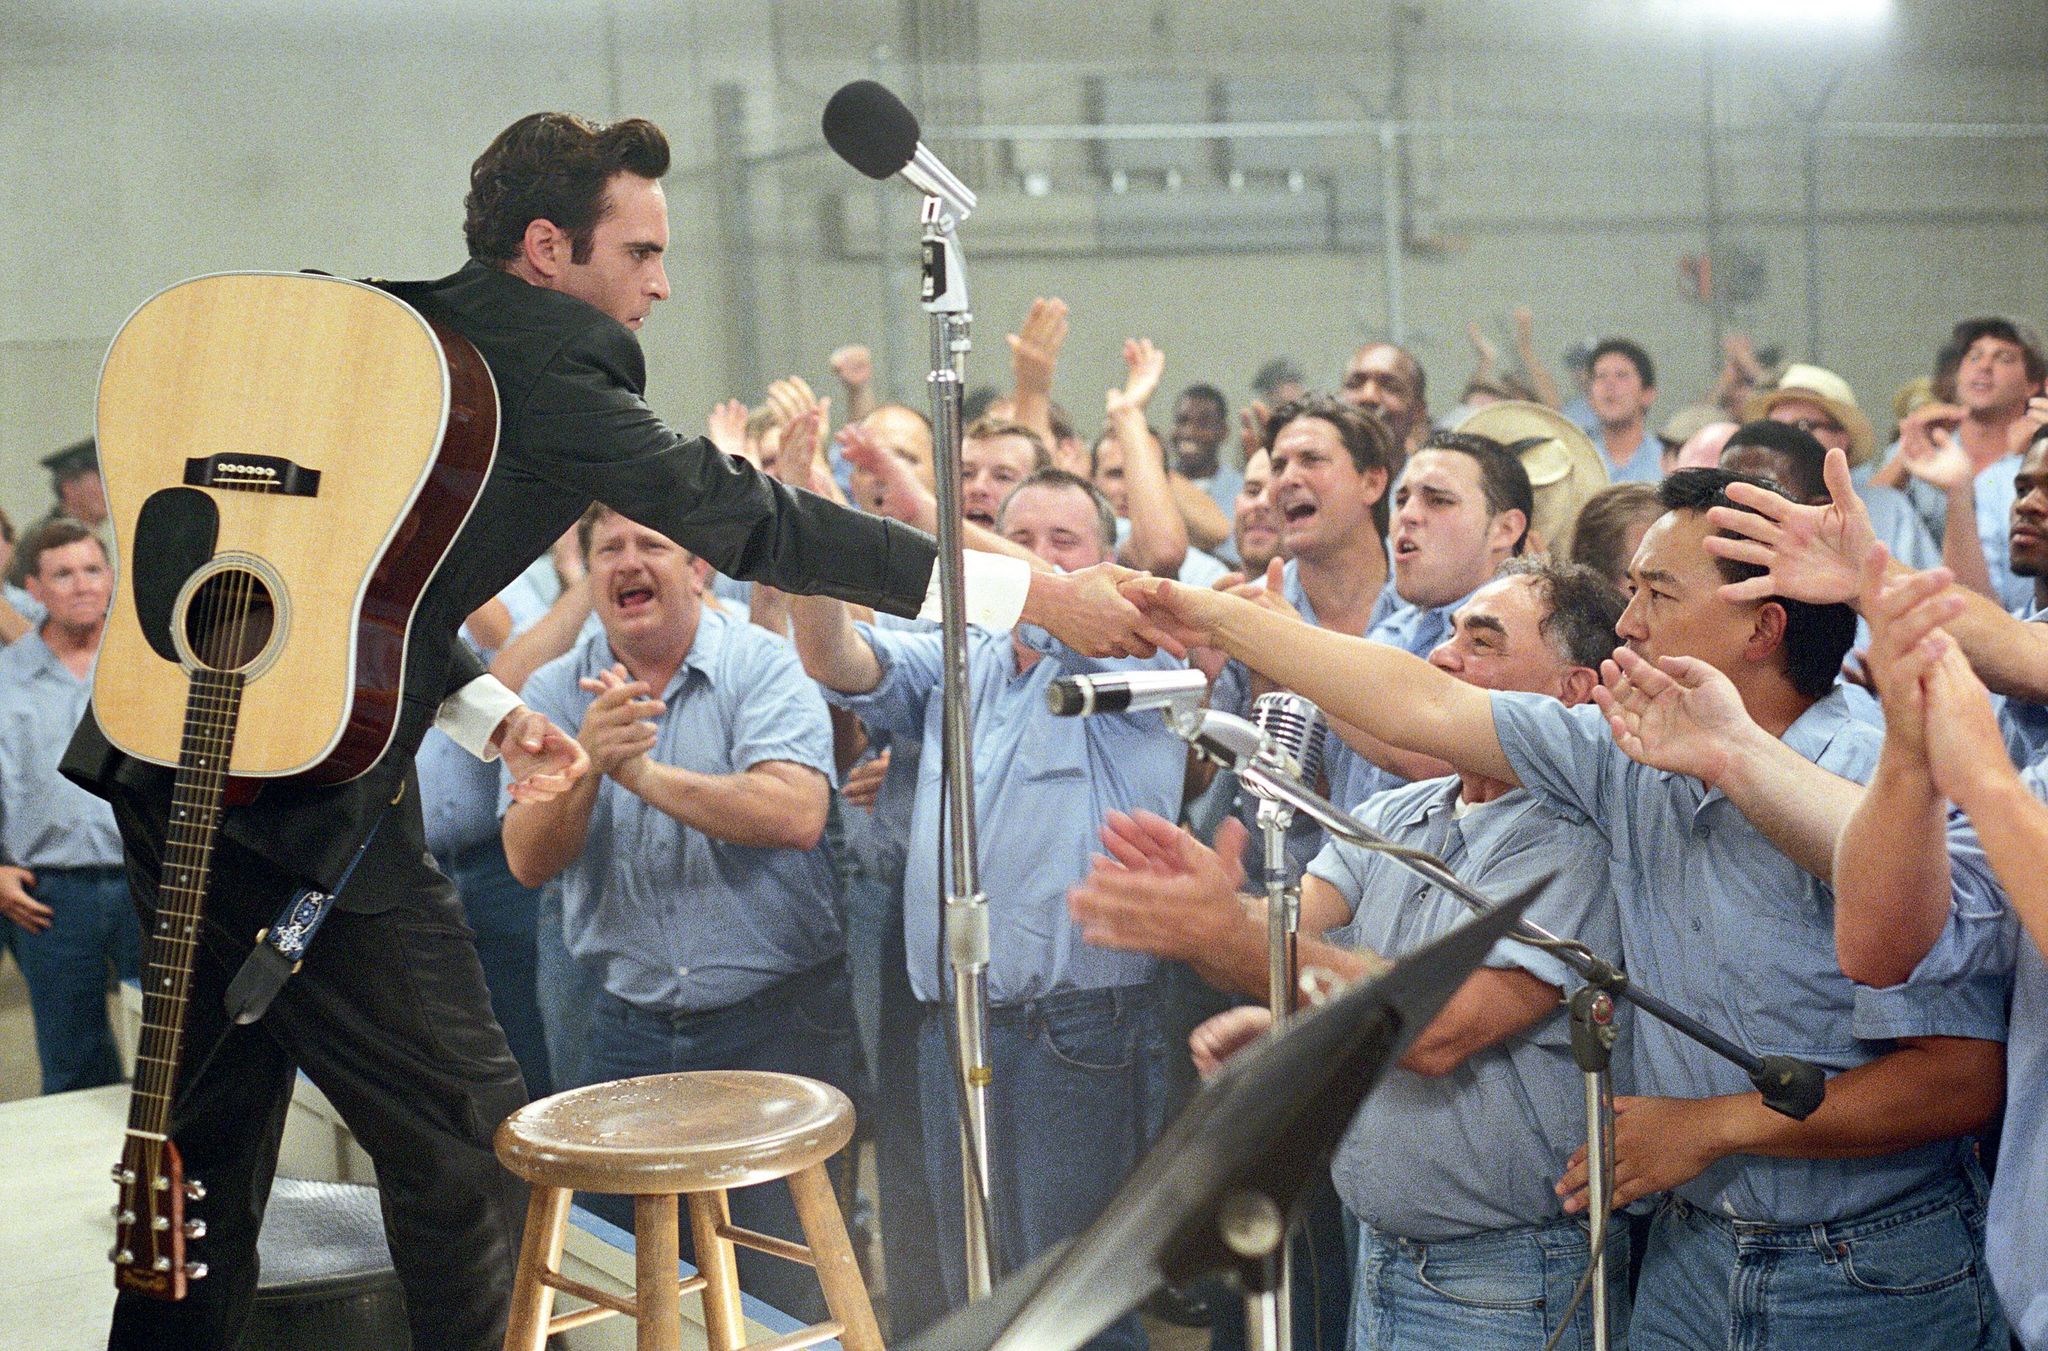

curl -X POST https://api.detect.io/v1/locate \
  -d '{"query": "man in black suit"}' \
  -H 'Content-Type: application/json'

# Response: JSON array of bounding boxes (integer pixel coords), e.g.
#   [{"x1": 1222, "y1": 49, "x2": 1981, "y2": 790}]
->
[{"x1": 70, "y1": 111, "x2": 1171, "y2": 1351}]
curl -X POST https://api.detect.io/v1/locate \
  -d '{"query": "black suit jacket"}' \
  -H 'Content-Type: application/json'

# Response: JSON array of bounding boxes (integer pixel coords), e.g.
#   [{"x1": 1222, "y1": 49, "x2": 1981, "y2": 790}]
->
[{"x1": 65, "y1": 261, "x2": 939, "y2": 905}]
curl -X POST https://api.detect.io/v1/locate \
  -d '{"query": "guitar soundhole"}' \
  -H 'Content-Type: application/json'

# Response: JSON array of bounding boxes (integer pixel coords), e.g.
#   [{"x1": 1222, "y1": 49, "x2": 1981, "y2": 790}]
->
[{"x1": 182, "y1": 568, "x2": 277, "y2": 672}]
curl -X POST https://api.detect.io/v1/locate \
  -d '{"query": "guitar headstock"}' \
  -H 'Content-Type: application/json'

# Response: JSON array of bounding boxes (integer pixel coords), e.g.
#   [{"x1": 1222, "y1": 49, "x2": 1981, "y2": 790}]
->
[{"x1": 110, "y1": 1135, "x2": 207, "y2": 1299}]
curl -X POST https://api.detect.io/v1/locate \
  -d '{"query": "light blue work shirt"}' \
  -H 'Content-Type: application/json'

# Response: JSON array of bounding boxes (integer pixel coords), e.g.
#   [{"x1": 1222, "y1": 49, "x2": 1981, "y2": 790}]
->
[
  {"x1": 827, "y1": 621, "x2": 1186, "y2": 1004},
  {"x1": 1215, "y1": 561, "x2": 1472, "y2": 876},
  {"x1": 418, "y1": 570, "x2": 558, "y2": 859},
  {"x1": 0, "y1": 630, "x2": 121, "y2": 868},
  {"x1": 1863, "y1": 483, "x2": 1940, "y2": 573},
  {"x1": 1313, "y1": 778, "x2": 1624, "y2": 1241},
  {"x1": 1592, "y1": 426, "x2": 1663, "y2": 484},
  {"x1": 2000, "y1": 607, "x2": 2048, "y2": 768},
  {"x1": 1111, "y1": 516, "x2": 1233, "y2": 588},
  {"x1": 2, "y1": 582, "x2": 44, "y2": 638},
  {"x1": 511, "y1": 608, "x2": 842, "y2": 1013},
  {"x1": 840, "y1": 613, "x2": 931, "y2": 891},
  {"x1": 1490, "y1": 687, "x2": 2007, "y2": 1224},
  {"x1": 1933, "y1": 760, "x2": 2046, "y2": 1347},
  {"x1": 1908, "y1": 451, "x2": 2034, "y2": 612}
]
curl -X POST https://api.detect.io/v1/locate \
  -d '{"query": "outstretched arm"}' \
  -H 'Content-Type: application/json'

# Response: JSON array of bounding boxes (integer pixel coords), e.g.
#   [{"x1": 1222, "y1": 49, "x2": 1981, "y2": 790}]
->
[{"x1": 1122, "y1": 574, "x2": 1513, "y2": 781}]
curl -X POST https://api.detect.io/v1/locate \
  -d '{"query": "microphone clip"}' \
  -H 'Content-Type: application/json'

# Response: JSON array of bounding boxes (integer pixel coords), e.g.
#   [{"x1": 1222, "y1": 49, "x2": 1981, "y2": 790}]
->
[{"x1": 920, "y1": 200, "x2": 970, "y2": 317}]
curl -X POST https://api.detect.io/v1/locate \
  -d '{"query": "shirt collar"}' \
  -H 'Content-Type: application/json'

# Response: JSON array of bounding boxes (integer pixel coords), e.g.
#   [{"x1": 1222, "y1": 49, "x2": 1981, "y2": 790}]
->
[{"x1": 589, "y1": 606, "x2": 730, "y2": 700}]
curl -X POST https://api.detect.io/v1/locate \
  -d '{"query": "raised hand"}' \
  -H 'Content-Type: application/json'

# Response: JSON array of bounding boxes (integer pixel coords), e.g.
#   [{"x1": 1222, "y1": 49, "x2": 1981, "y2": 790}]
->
[
  {"x1": 1238, "y1": 399, "x2": 1272, "y2": 459},
  {"x1": 1006, "y1": 297, "x2": 1069, "y2": 399},
  {"x1": 839, "y1": 422, "x2": 935, "y2": 526},
  {"x1": 494, "y1": 705, "x2": 593, "y2": 803},
  {"x1": 2007, "y1": 394, "x2": 2048, "y2": 459},
  {"x1": 706, "y1": 398, "x2": 750, "y2": 461},
  {"x1": 773, "y1": 401, "x2": 834, "y2": 496},
  {"x1": 1921, "y1": 643, "x2": 2015, "y2": 812},
  {"x1": 764, "y1": 375, "x2": 821, "y2": 429},
  {"x1": 1067, "y1": 811, "x2": 1250, "y2": 964},
  {"x1": 1703, "y1": 446, "x2": 1877, "y2": 606},
  {"x1": 1465, "y1": 320, "x2": 1499, "y2": 378},
  {"x1": 1859, "y1": 549, "x2": 1964, "y2": 760},
  {"x1": 1593, "y1": 647, "x2": 1757, "y2": 784},
  {"x1": 573, "y1": 664, "x2": 665, "y2": 779},
  {"x1": 828, "y1": 344, "x2": 873, "y2": 391},
  {"x1": 1897, "y1": 402, "x2": 1973, "y2": 494},
  {"x1": 1109, "y1": 337, "x2": 1165, "y2": 415}
]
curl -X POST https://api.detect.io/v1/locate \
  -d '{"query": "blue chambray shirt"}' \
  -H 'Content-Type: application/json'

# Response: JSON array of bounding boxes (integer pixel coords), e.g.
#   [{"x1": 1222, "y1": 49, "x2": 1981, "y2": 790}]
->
[
  {"x1": 1908, "y1": 452, "x2": 2034, "y2": 613},
  {"x1": 1490, "y1": 687, "x2": 2009, "y2": 1224},
  {"x1": 0, "y1": 631, "x2": 121, "y2": 868},
  {"x1": 1592, "y1": 426, "x2": 1664, "y2": 485},
  {"x1": 1314, "y1": 778, "x2": 1625, "y2": 1241},
  {"x1": 508, "y1": 608, "x2": 842, "y2": 1013},
  {"x1": 1929, "y1": 761, "x2": 2040, "y2": 1346},
  {"x1": 827, "y1": 621, "x2": 1186, "y2": 1005}
]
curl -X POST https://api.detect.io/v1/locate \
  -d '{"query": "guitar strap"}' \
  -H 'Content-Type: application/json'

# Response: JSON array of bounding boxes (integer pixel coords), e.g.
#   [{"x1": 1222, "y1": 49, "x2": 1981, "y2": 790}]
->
[{"x1": 222, "y1": 806, "x2": 389, "y2": 1025}]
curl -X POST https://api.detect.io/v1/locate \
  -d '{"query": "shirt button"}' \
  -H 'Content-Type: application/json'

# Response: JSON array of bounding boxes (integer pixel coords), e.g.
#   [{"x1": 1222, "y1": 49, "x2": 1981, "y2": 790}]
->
[
  {"x1": 1690, "y1": 918, "x2": 1703, "y2": 934},
  {"x1": 676, "y1": 966, "x2": 690, "y2": 978}
]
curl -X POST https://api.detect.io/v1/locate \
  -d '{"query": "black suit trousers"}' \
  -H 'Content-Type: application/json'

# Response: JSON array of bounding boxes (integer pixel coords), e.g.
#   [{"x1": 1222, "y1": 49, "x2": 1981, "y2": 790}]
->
[{"x1": 104, "y1": 781, "x2": 530, "y2": 1351}]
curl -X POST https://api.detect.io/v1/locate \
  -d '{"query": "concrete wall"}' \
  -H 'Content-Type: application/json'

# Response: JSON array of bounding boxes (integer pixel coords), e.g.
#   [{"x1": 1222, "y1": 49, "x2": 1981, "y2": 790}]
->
[{"x1": 4, "y1": 0, "x2": 2045, "y2": 531}]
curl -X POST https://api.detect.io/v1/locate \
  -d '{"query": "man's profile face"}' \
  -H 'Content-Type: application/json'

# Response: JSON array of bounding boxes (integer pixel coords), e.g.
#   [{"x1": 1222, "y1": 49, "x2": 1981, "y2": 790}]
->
[
  {"x1": 1614, "y1": 509, "x2": 1758, "y2": 681},
  {"x1": 1390, "y1": 449, "x2": 1513, "y2": 609},
  {"x1": 587, "y1": 511, "x2": 703, "y2": 646},
  {"x1": 25, "y1": 537, "x2": 112, "y2": 634},
  {"x1": 2009, "y1": 438, "x2": 2048, "y2": 579},
  {"x1": 1589, "y1": 352, "x2": 1653, "y2": 428},
  {"x1": 1234, "y1": 447, "x2": 1281, "y2": 574},
  {"x1": 999, "y1": 484, "x2": 1111, "y2": 574},
  {"x1": 1340, "y1": 345, "x2": 1421, "y2": 447},
  {"x1": 1427, "y1": 574, "x2": 1580, "y2": 701},
  {"x1": 1956, "y1": 336, "x2": 2039, "y2": 417},
  {"x1": 1091, "y1": 438, "x2": 1128, "y2": 516},
  {"x1": 1269, "y1": 416, "x2": 1385, "y2": 562},
  {"x1": 961, "y1": 434, "x2": 1038, "y2": 528},
  {"x1": 552, "y1": 173, "x2": 671, "y2": 331}
]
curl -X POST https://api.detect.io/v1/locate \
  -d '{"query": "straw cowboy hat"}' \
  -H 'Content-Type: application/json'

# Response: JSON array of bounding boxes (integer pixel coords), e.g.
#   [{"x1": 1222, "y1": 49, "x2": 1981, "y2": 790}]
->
[
  {"x1": 1743, "y1": 364, "x2": 1878, "y2": 467},
  {"x1": 1454, "y1": 400, "x2": 1612, "y2": 559}
]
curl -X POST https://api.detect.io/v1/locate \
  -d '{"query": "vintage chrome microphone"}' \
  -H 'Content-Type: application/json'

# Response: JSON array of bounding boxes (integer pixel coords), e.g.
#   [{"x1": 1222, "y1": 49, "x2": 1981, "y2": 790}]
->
[
  {"x1": 823, "y1": 78, "x2": 997, "y2": 1298},
  {"x1": 1046, "y1": 669, "x2": 1209, "y2": 718}
]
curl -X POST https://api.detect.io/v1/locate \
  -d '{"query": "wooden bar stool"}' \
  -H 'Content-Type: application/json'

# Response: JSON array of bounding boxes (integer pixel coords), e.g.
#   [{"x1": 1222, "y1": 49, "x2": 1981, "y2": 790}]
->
[{"x1": 496, "y1": 1069, "x2": 883, "y2": 1351}]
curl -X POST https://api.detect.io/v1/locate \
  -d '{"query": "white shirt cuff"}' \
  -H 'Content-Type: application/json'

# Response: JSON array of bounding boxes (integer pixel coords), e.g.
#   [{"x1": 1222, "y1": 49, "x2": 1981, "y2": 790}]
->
[
  {"x1": 917, "y1": 550, "x2": 1033, "y2": 631},
  {"x1": 435, "y1": 674, "x2": 525, "y2": 762}
]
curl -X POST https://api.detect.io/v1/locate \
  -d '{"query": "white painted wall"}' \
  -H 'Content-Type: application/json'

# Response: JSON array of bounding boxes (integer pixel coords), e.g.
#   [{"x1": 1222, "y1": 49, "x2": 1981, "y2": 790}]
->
[{"x1": 3, "y1": 0, "x2": 2044, "y2": 531}]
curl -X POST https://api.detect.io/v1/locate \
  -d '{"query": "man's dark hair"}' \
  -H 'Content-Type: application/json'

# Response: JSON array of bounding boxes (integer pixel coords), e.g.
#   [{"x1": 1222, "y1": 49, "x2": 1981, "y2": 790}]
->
[
  {"x1": 1951, "y1": 316, "x2": 2048, "y2": 385},
  {"x1": 1590, "y1": 338, "x2": 1656, "y2": 391},
  {"x1": 20, "y1": 517, "x2": 105, "y2": 579},
  {"x1": 1721, "y1": 419, "x2": 1828, "y2": 503},
  {"x1": 466, "y1": 112, "x2": 671, "y2": 266},
  {"x1": 1658, "y1": 468, "x2": 1855, "y2": 700},
  {"x1": 1568, "y1": 483, "x2": 1664, "y2": 589},
  {"x1": 1499, "y1": 557, "x2": 1625, "y2": 670},
  {"x1": 1418, "y1": 430, "x2": 1535, "y2": 555},
  {"x1": 1264, "y1": 395, "x2": 1397, "y2": 538},
  {"x1": 997, "y1": 467, "x2": 1118, "y2": 549},
  {"x1": 1176, "y1": 385, "x2": 1228, "y2": 425}
]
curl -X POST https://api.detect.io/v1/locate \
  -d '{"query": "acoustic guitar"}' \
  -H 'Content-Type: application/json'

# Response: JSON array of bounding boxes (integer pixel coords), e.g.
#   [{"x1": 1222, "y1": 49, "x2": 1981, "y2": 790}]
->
[{"x1": 93, "y1": 271, "x2": 498, "y2": 1298}]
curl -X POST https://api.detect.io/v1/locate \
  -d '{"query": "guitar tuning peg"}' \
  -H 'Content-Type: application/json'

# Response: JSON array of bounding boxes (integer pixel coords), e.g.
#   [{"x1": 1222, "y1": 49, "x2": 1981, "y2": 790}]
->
[
  {"x1": 184, "y1": 1179, "x2": 206, "y2": 1201},
  {"x1": 184, "y1": 1261, "x2": 209, "y2": 1281},
  {"x1": 110, "y1": 1245, "x2": 133, "y2": 1265},
  {"x1": 183, "y1": 1219, "x2": 206, "y2": 1239}
]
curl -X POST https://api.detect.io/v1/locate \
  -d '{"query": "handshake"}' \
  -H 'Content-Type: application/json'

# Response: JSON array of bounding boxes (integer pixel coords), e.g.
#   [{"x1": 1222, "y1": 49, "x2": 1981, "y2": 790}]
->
[{"x1": 1024, "y1": 565, "x2": 1237, "y2": 662}]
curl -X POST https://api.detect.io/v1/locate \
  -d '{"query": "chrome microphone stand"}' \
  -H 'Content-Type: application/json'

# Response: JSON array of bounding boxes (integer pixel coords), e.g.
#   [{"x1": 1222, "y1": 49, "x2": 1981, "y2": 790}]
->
[{"x1": 921, "y1": 190, "x2": 998, "y2": 1298}]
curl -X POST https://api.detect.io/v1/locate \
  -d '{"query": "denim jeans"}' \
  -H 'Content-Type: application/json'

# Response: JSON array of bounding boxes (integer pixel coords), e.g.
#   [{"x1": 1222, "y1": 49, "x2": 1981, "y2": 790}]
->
[
  {"x1": 1630, "y1": 1165, "x2": 2006, "y2": 1350},
  {"x1": 533, "y1": 881, "x2": 600, "y2": 1091},
  {"x1": 580, "y1": 958, "x2": 858, "y2": 1325},
  {"x1": 5, "y1": 865, "x2": 139, "y2": 1093},
  {"x1": 1353, "y1": 1215, "x2": 1630, "y2": 1351},
  {"x1": 437, "y1": 836, "x2": 552, "y2": 1098},
  {"x1": 917, "y1": 983, "x2": 1161, "y2": 1351}
]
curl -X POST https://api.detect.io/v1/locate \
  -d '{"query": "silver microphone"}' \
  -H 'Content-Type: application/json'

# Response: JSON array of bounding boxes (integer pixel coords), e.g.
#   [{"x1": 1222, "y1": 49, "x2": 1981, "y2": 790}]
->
[
  {"x1": 1046, "y1": 669, "x2": 1209, "y2": 717},
  {"x1": 1249, "y1": 691, "x2": 1326, "y2": 792}
]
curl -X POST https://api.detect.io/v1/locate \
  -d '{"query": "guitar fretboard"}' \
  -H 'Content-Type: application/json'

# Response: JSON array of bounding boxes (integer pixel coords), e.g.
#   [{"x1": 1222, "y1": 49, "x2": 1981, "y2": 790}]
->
[{"x1": 128, "y1": 667, "x2": 245, "y2": 1139}]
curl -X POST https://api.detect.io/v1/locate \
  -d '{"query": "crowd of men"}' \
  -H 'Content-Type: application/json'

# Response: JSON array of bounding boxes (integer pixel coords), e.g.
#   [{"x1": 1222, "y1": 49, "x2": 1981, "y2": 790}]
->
[{"x1": 5, "y1": 256, "x2": 2047, "y2": 1349}]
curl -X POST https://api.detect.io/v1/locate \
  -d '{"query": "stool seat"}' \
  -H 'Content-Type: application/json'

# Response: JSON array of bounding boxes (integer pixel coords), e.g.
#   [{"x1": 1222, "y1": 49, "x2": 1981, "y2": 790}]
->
[{"x1": 495, "y1": 1070, "x2": 855, "y2": 1196}]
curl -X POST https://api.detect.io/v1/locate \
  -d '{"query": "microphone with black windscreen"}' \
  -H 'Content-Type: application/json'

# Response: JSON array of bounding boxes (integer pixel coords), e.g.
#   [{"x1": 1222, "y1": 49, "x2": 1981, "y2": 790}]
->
[{"x1": 822, "y1": 80, "x2": 977, "y2": 221}]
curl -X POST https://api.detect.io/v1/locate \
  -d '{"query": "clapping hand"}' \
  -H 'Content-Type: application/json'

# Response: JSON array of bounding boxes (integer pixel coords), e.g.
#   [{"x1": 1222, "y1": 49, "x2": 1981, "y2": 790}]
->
[
  {"x1": 574, "y1": 664, "x2": 664, "y2": 782},
  {"x1": 495, "y1": 706, "x2": 592, "y2": 803}
]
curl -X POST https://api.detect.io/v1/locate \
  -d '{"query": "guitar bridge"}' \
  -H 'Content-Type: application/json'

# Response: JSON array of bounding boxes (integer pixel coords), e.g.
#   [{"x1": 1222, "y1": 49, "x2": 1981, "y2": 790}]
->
[{"x1": 182, "y1": 453, "x2": 321, "y2": 497}]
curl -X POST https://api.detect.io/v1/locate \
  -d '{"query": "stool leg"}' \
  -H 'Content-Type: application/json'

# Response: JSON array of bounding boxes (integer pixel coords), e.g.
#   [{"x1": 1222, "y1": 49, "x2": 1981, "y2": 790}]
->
[
  {"x1": 788, "y1": 1162, "x2": 885, "y2": 1351},
  {"x1": 634, "y1": 1193, "x2": 683, "y2": 1351},
  {"x1": 503, "y1": 1185, "x2": 571, "y2": 1351},
  {"x1": 686, "y1": 1189, "x2": 745, "y2": 1351}
]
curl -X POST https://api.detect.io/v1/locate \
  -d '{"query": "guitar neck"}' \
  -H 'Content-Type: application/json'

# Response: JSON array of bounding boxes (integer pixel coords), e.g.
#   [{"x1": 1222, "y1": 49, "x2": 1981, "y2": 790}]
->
[{"x1": 128, "y1": 668, "x2": 246, "y2": 1139}]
